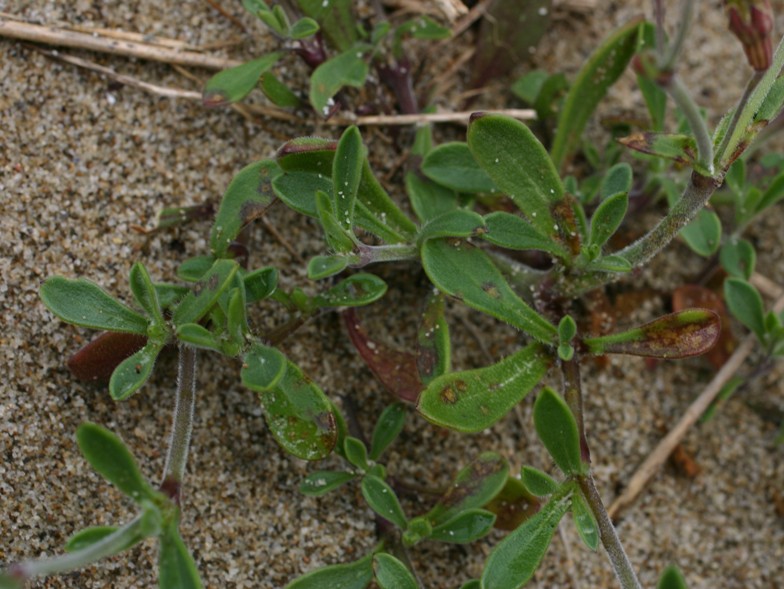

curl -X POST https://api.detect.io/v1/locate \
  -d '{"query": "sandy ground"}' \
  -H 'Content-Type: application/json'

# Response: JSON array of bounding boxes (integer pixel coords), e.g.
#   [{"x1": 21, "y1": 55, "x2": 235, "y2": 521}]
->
[{"x1": 1, "y1": 1, "x2": 784, "y2": 588}]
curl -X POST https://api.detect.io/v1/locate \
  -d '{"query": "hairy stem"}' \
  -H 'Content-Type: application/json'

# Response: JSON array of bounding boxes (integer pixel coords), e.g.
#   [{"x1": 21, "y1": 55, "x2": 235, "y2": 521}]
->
[
  {"x1": 716, "y1": 70, "x2": 764, "y2": 161},
  {"x1": 618, "y1": 171, "x2": 718, "y2": 266},
  {"x1": 161, "y1": 345, "x2": 198, "y2": 502},
  {"x1": 661, "y1": 0, "x2": 696, "y2": 69},
  {"x1": 561, "y1": 359, "x2": 590, "y2": 464},
  {"x1": 577, "y1": 474, "x2": 643, "y2": 589},
  {"x1": 558, "y1": 171, "x2": 719, "y2": 299},
  {"x1": 8, "y1": 516, "x2": 145, "y2": 580},
  {"x1": 717, "y1": 33, "x2": 784, "y2": 168},
  {"x1": 665, "y1": 75, "x2": 713, "y2": 172},
  {"x1": 560, "y1": 356, "x2": 640, "y2": 588}
]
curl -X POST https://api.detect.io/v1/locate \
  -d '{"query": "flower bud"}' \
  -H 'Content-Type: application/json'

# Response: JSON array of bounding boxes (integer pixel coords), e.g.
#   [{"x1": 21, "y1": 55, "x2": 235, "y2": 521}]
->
[{"x1": 725, "y1": 0, "x2": 775, "y2": 70}]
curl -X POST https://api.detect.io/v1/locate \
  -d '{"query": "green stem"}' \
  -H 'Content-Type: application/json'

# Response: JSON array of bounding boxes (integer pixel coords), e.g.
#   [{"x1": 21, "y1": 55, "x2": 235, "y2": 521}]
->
[
  {"x1": 618, "y1": 170, "x2": 718, "y2": 267},
  {"x1": 561, "y1": 358, "x2": 590, "y2": 464},
  {"x1": 356, "y1": 242, "x2": 418, "y2": 266},
  {"x1": 660, "y1": 0, "x2": 696, "y2": 70},
  {"x1": 161, "y1": 345, "x2": 198, "y2": 502},
  {"x1": 716, "y1": 33, "x2": 784, "y2": 169},
  {"x1": 665, "y1": 75, "x2": 713, "y2": 173},
  {"x1": 576, "y1": 474, "x2": 642, "y2": 589},
  {"x1": 559, "y1": 356, "x2": 640, "y2": 588},
  {"x1": 716, "y1": 70, "x2": 764, "y2": 162},
  {"x1": 8, "y1": 516, "x2": 145, "y2": 580}
]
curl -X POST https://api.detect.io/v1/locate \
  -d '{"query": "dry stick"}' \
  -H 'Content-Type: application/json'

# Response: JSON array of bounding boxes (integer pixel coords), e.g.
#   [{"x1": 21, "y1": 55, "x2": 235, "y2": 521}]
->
[
  {"x1": 608, "y1": 290, "x2": 784, "y2": 520},
  {"x1": 34, "y1": 47, "x2": 204, "y2": 99},
  {"x1": 0, "y1": 16, "x2": 241, "y2": 70},
  {"x1": 329, "y1": 109, "x2": 535, "y2": 126}
]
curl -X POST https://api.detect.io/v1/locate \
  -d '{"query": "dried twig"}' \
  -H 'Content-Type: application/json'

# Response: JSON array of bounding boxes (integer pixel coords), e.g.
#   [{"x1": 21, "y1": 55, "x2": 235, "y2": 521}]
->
[
  {"x1": 608, "y1": 289, "x2": 784, "y2": 520},
  {"x1": 33, "y1": 47, "x2": 203, "y2": 99},
  {"x1": 328, "y1": 109, "x2": 535, "y2": 126},
  {"x1": 0, "y1": 15, "x2": 241, "y2": 70}
]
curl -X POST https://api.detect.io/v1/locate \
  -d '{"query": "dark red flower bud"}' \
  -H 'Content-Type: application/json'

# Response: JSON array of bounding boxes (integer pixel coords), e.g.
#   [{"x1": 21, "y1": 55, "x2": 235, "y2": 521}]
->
[{"x1": 726, "y1": 0, "x2": 775, "y2": 70}]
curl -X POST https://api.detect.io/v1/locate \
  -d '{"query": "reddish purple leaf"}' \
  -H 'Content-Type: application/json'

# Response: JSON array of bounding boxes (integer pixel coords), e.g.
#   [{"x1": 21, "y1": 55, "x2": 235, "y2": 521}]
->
[
  {"x1": 672, "y1": 284, "x2": 736, "y2": 369},
  {"x1": 583, "y1": 309, "x2": 721, "y2": 359},
  {"x1": 68, "y1": 331, "x2": 148, "y2": 382},
  {"x1": 343, "y1": 308, "x2": 422, "y2": 403},
  {"x1": 484, "y1": 477, "x2": 541, "y2": 531}
]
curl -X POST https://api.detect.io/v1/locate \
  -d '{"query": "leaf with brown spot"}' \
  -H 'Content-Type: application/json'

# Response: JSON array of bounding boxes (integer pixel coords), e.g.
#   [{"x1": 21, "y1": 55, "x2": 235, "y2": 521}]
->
[
  {"x1": 343, "y1": 308, "x2": 422, "y2": 403},
  {"x1": 484, "y1": 476, "x2": 542, "y2": 531},
  {"x1": 418, "y1": 343, "x2": 551, "y2": 432},
  {"x1": 210, "y1": 160, "x2": 281, "y2": 257},
  {"x1": 673, "y1": 285, "x2": 736, "y2": 369},
  {"x1": 426, "y1": 452, "x2": 509, "y2": 527},
  {"x1": 617, "y1": 132, "x2": 697, "y2": 166},
  {"x1": 583, "y1": 309, "x2": 721, "y2": 359}
]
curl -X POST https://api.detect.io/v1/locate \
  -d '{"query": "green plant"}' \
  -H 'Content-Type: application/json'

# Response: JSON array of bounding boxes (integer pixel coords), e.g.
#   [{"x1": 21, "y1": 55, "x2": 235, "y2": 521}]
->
[
  {"x1": 203, "y1": 0, "x2": 449, "y2": 116},
  {"x1": 4, "y1": 1, "x2": 784, "y2": 588}
]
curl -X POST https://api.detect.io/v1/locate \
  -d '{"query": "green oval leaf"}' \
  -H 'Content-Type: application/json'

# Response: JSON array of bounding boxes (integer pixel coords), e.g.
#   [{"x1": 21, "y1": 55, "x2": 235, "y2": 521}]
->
[
  {"x1": 430, "y1": 509, "x2": 496, "y2": 544},
  {"x1": 468, "y1": 114, "x2": 562, "y2": 236},
  {"x1": 481, "y1": 212, "x2": 569, "y2": 258},
  {"x1": 244, "y1": 266, "x2": 278, "y2": 303},
  {"x1": 533, "y1": 388, "x2": 585, "y2": 476},
  {"x1": 307, "y1": 254, "x2": 352, "y2": 280},
  {"x1": 260, "y1": 71, "x2": 301, "y2": 107},
  {"x1": 242, "y1": 343, "x2": 288, "y2": 391},
  {"x1": 314, "y1": 273, "x2": 387, "y2": 308},
  {"x1": 289, "y1": 16, "x2": 319, "y2": 39},
  {"x1": 64, "y1": 526, "x2": 120, "y2": 553},
  {"x1": 243, "y1": 351, "x2": 337, "y2": 460},
  {"x1": 300, "y1": 470, "x2": 356, "y2": 497},
  {"x1": 418, "y1": 209, "x2": 486, "y2": 245},
  {"x1": 481, "y1": 494, "x2": 572, "y2": 589},
  {"x1": 129, "y1": 263, "x2": 164, "y2": 327},
  {"x1": 583, "y1": 309, "x2": 721, "y2": 359},
  {"x1": 571, "y1": 491, "x2": 599, "y2": 551},
  {"x1": 418, "y1": 343, "x2": 551, "y2": 433},
  {"x1": 427, "y1": 452, "x2": 510, "y2": 525},
  {"x1": 176, "y1": 323, "x2": 221, "y2": 352},
  {"x1": 310, "y1": 46, "x2": 370, "y2": 115},
  {"x1": 210, "y1": 160, "x2": 281, "y2": 257},
  {"x1": 316, "y1": 189, "x2": 356, "y2": 253},
  {"x1": 177, "y1": 256, "x2": 215, "y2": 283},
  {"x1": 344, "y1": 436, "x2": 370, "y2": 471},
  {"x1": 40, "y1": 277, "x2": 149, "y2": 335},
  {"x1": 369, "y1": 403, "x2": 406, "y2": 461},
  {"x1": 333, "y1": 126, "x2": 364, "y2": 230},
  {"x1": 373, "y1": 553, "x2": 418, "y2": 589},
  {"x1": 76, "y1": 423, "x2": 157, "y2": 502},
  {"x1": 158, "y1": 520, "x2": 203, "y2": 589},
  {"x1": 405, "y1": 171, "x2": 461, "y2": 223},
  {"x1": 589, "y1": 191, "x2": 628, "y2": 248},
  {"x1": 680, "y1": 209, "x2": 722, "y2": 257},
  {"x1": 421, "y1": 142, "x2": 496, "y2": 194},
  {"x1": 724, "y1": 278, "x2": 766, "y2": 342},
  {"x1": 657, "y1": 565, "x2": 688, "y2": 589},
  {"x1": 203, "y1": 52, "x2": 282, "y2": 107},
  {"x1": 520, "y1": 466, "x2": 559, "y2": 497},
  {"x1": 720, "y1": 239, "x2": 756, "y2": 280},
  {"x1": 286, "y1": 553, "x2": 374, "y2": 589},
  {"x1": 417, "y1": 291, "x2": 451, "y2": 385},
  {"x1": 421, "y1": 239, "x2": 557, "y2": 344},
  {"x1": 550, "y1": 19, "x2": 641, "y2": 170},
  {"x1": 172, "y1": 259, "x2": 240, "y2": 326},
  {"x1": 109, "y1": 341, "x2": 164, "y2": 401},
  {"x1": 600, "y1": 163, "x2": 633, "y2": 200},
  {"x1": 361, "y1": 474, "x2": 407, "y2": 529}
]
